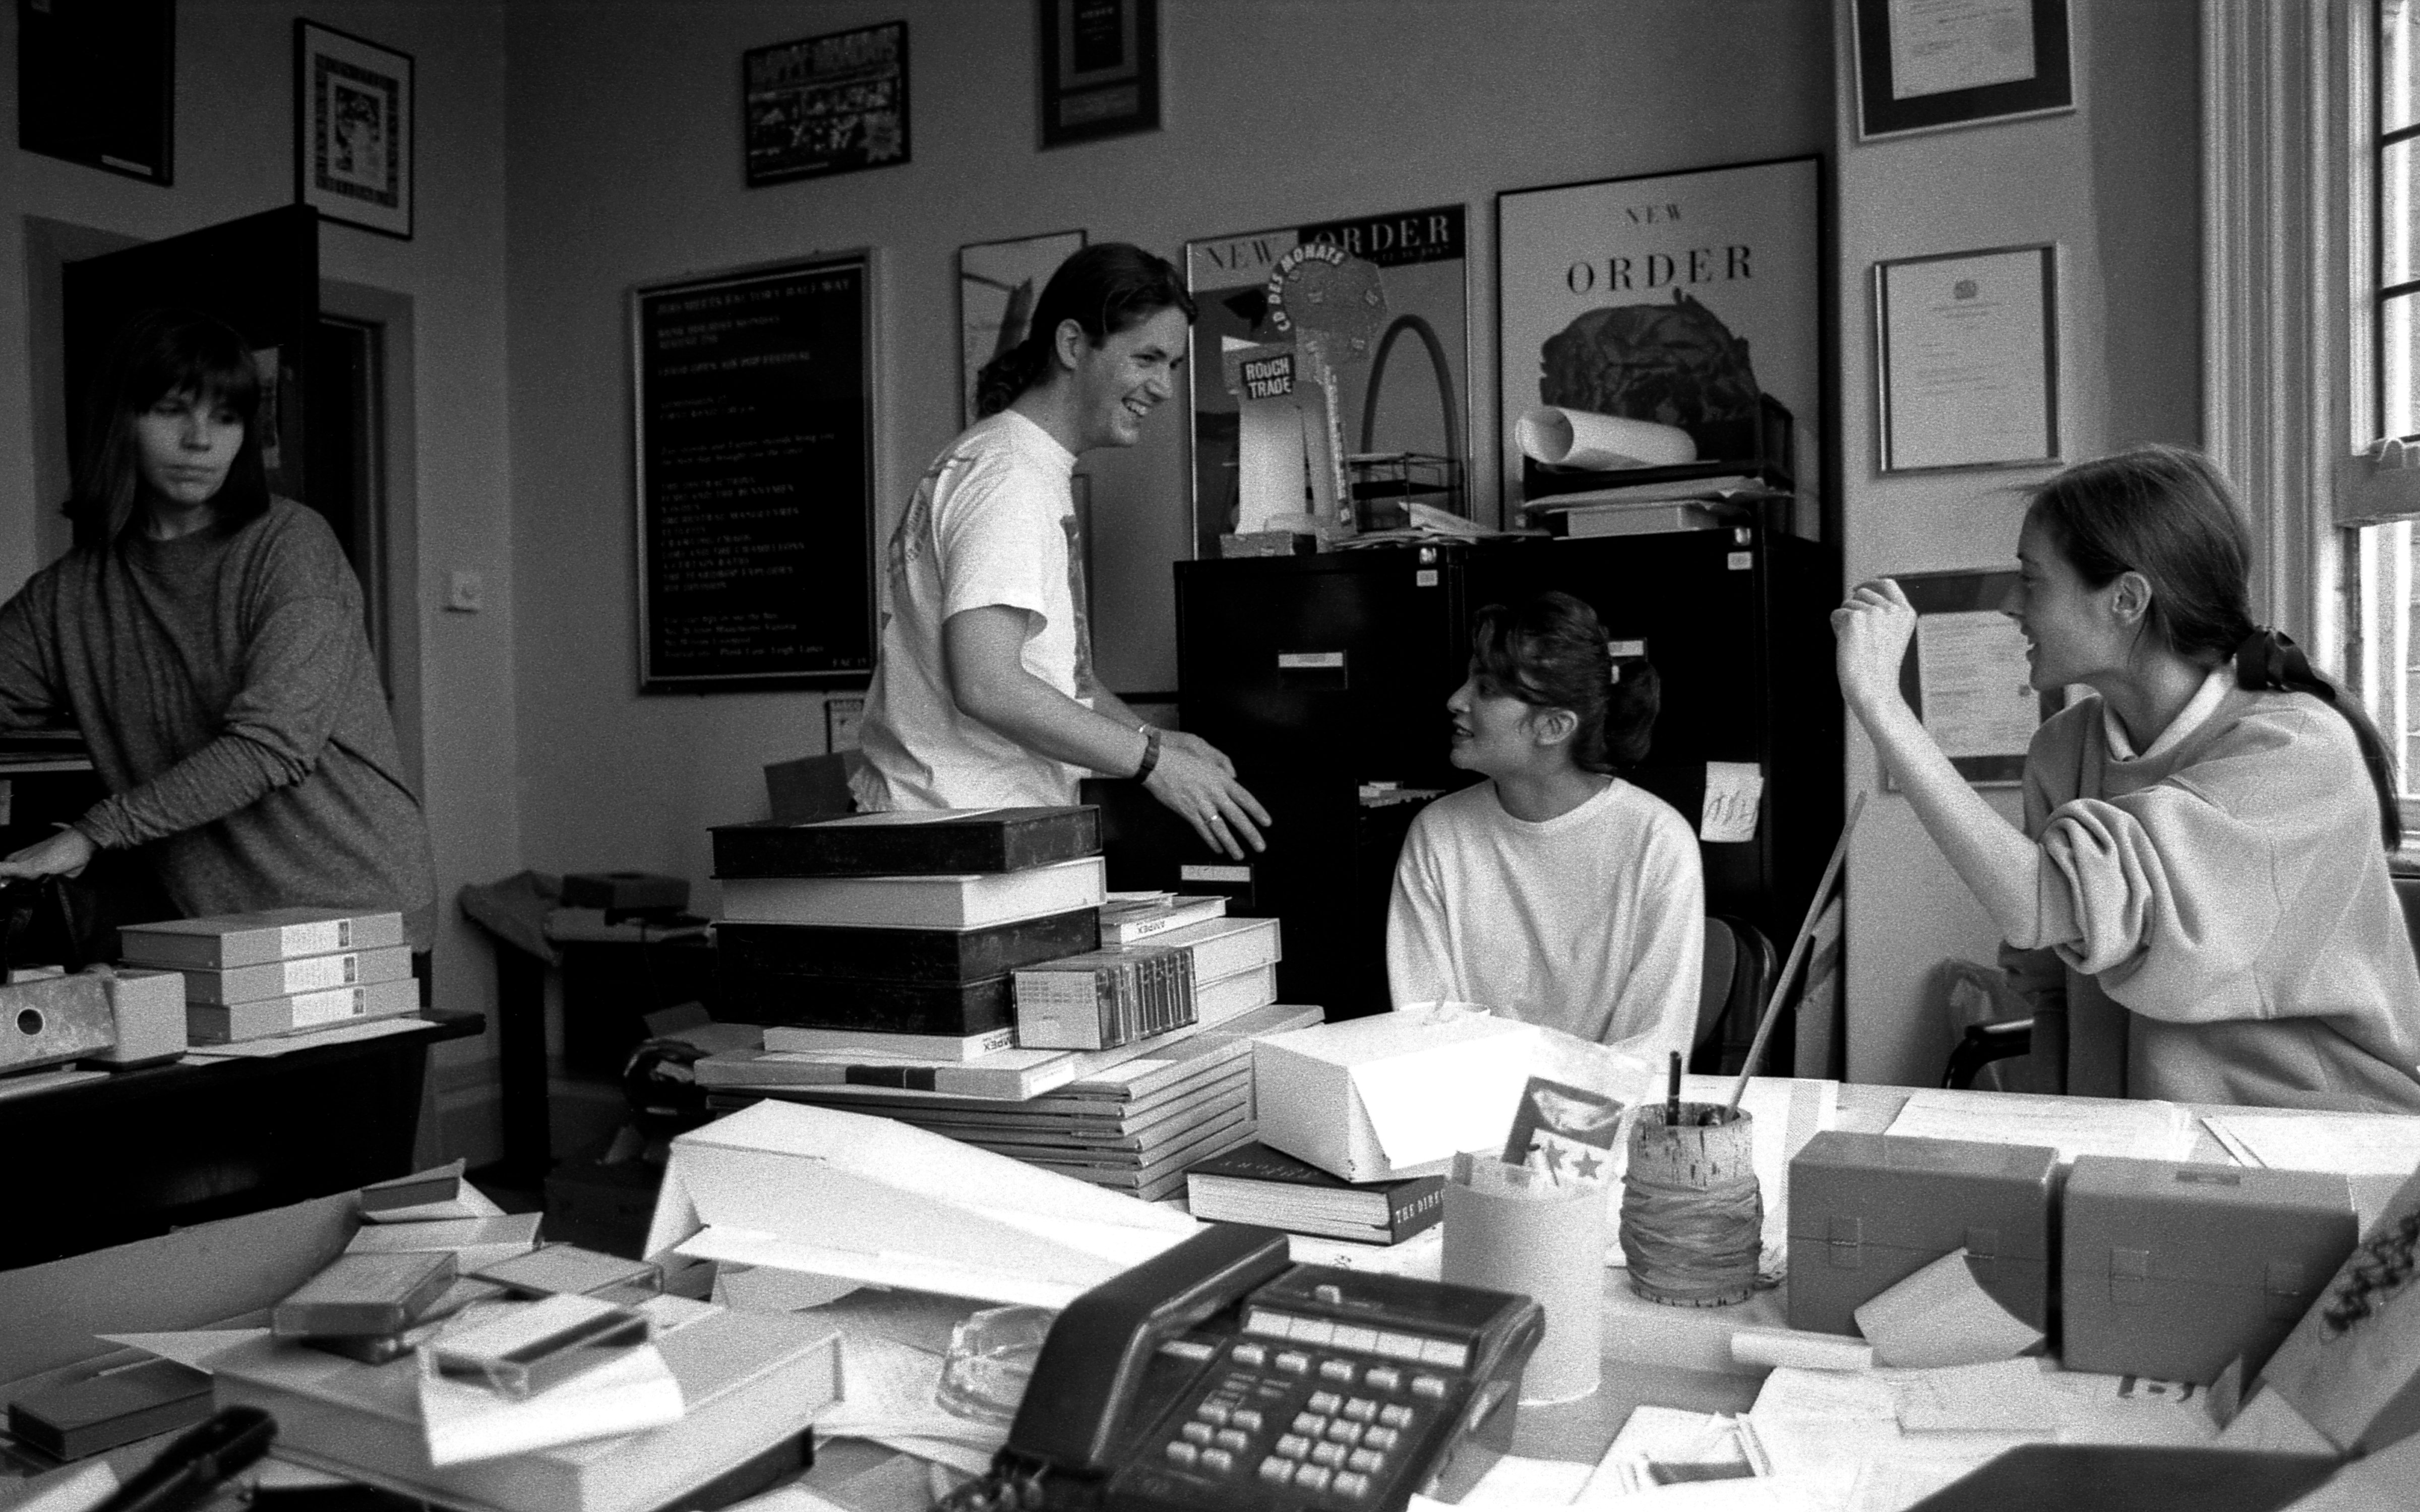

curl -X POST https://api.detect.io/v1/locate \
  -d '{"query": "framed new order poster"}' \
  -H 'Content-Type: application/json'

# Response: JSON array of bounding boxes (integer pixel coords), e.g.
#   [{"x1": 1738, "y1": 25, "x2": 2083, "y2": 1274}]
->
[{"x1": 1496, "y1": 156, "x2": 1823, "y2": 516}]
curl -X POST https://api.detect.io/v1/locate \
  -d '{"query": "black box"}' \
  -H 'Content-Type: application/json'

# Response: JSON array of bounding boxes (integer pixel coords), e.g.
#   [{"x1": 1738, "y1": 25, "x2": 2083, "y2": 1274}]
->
[{"x1": 710, "y1": 807, "x2": 1099, "y2": 878}]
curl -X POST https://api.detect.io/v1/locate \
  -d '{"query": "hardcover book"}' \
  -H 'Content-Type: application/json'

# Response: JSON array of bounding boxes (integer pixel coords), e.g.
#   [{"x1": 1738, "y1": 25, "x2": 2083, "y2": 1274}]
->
[
  {"x1": 187, "y1": 976, "x2": 421, "y2": 1044},
  {"x1": 1185, "y1": 1140, "x2": 1447, "y2": 1244},
  {"x1": 1099, "y1": 894, "x2": 1228, "y2": 945},
  {"x1": 178, "y1": 944, "x2": 414, "y2": 1005},
  {"x1": 208, "y1": 1307, "x2": 841, "y2": 1512},
  {"x1": 710, "y1": 806, "x2": 1100, "y2": 877},
  {"x1": 727, "y1": 972, "x2": 1016, "y2": 1038},
  {"x1": 694, "y1": 1045, "x2": 1080, "y2": 1101},
  {"x1": 1129, "y1": 915, "x2": 1282, "y2": 983},
  {"x1": 717, "y1": 856, "x2": 1106, "y2": 930},
  {"x1": 119, "y1": 907, "x2": 407, "y2": 969},
  {"x1": 715, "y1": 908, "x2": 1098, "y2": 986},
  {"x1": 758, "y1": 1023, "x2": 1018, "y2": 1061}
]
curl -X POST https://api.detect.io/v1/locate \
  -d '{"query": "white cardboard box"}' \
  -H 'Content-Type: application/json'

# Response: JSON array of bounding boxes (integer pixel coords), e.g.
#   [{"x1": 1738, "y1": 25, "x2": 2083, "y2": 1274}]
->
[{"x1": 1253, "y1": 1010, "x2": 1539, "y2": 1183}]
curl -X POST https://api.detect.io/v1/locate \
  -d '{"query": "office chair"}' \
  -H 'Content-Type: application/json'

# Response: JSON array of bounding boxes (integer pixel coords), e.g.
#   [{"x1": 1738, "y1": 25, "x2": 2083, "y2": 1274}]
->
[
  {"x1": 1692, "y1": 915, "x2": 1776, "y2": 1075},
  {"x1": 1943, "y1": 869, "x2": 2420, "y2": 1088}
]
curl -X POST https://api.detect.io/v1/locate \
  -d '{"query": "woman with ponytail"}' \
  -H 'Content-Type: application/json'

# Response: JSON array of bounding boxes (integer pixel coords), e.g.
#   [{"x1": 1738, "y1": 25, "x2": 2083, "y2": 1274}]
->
[
  {"x1": 1835, "y1": 445, "x2": 2420, "y2": 1110},
  {"x1": 854, "y1": 244, "x2": 1269, "y2": 857}
]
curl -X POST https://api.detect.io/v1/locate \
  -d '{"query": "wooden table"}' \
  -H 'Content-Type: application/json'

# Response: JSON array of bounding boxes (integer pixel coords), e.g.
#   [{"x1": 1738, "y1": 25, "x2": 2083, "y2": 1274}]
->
[{"x1": 0, "y1": 1010, "x2": 483, "y2": 1271}]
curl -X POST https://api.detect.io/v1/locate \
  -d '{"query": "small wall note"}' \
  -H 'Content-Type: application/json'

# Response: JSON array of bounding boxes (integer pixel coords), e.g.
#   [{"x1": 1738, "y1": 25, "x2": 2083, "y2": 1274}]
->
[{"x1": 1701, "y1": 762, "x2": 1765, "y2": 843}]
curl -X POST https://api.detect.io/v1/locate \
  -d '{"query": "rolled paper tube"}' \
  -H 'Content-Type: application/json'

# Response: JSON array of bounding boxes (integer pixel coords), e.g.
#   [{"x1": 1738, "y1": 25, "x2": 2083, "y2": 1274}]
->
[
  {"x1": 1515, "y1": 407, "x2": 1698, "y2": 470},
  {"x1": 1619, "y1": 1103, "x2": 1762, "y2": 1307},
  {"x1": 1442, "y1": 1176, "x2": 1606, "y2": 1405},
  {"x1": 1730, "y1": 1327, "x2": 1875, "y2": 1372}
]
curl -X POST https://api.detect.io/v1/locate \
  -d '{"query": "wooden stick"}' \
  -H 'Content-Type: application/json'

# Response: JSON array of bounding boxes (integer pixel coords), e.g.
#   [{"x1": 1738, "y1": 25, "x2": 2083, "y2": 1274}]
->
[{"x1": 1724, "y1": 790, "x2": 1866, "y2": 1112}]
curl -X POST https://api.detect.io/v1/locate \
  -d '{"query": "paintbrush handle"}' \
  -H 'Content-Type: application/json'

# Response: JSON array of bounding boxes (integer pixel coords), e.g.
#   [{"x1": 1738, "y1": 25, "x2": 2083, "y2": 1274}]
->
[{"x1": 1724, "y1": 790, "x2": 1866, "y2": 1112}]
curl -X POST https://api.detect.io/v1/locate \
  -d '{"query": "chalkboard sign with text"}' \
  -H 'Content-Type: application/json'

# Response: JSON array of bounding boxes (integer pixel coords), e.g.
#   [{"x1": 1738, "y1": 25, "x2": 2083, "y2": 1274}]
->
[{"x1": 633, "y1": 254, "x2": 875, "y2": 691}]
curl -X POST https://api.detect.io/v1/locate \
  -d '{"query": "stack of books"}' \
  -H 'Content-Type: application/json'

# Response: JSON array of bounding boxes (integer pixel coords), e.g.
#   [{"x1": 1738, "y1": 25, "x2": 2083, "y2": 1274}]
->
[
  {"x1": 710, "y1": 807, "x2": 1108, "y2": 1049},
  {"x1": 1184, "y1": 1140, "x2": 1446, "y2": 1247},
  {"x1": 700, "y1": 999, "x2": 1315, "y2": 1201},
  {"x1": 118, "y1": 907, "x2": 415, "y2": 1044}
]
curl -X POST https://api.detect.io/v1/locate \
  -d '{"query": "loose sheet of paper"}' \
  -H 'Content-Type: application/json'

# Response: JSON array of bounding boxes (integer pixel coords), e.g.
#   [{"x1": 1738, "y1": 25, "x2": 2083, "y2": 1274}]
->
[
  {"x1": 1884, "y1": 1089, "x2": 2195, "y2": 1163},
  {"x1": 1894, "y1": 1360, "x2": 2059, "y2": 1433},
  {"x1": 1701, "y1": 763, "x2": 1765, "y2": 843},
  {"x1": 1853, "y1": 1249, "x2": 2042, "y2": 1369},
  {"x1": 2200, "y1": 1112, "x2": 2420, "y2": 1177}
]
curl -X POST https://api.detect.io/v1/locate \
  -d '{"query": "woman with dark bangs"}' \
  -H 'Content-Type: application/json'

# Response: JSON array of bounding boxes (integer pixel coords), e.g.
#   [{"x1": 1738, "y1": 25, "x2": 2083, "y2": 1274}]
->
[
  {"x1": 0, "y1": 309, "x2": 435, "y2": 953},
  {"x1": 1386, "y1": 591, "x2": 1704, "y2": 1063}
]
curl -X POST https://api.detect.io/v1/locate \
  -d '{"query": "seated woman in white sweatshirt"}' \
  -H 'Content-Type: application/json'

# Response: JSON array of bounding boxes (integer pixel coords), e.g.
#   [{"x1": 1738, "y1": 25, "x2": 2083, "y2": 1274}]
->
[{"x1": 1385, "y1": 591, "x2": 1704, "y2": 1065}]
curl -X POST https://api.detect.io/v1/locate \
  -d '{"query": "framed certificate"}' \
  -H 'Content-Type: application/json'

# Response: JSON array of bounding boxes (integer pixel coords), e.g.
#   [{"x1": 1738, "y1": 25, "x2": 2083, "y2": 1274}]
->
[
  {"x1": 1854, "y1": 0, "x2": 2074, "y2": 141},
  {"x1": 1886, "y1": 569, "x2": 2063, "y2": 788},
  {"x1": 1874, "y1": 244, "x2": 2059, "y2": 473}
]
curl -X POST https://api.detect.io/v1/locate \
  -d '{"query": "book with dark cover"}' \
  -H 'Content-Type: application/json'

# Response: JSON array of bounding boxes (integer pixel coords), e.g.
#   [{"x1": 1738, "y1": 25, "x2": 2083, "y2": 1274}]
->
[
  {"x1": 6, "y1": 1357, "x2": 213, "y2": 1459},
  {"x1": 710, "y1": 807, "x2": 1099, "y2": 878},
  {"x1": 1185, "y1": 1140, "x2": 1447, "y2": 1243},
  {"x1": 715, "y1": 968, "x2": 1015, "y2": 1036},
  {"x1": 716, "y1": 909, "x2": 1098, "y2": 986}
]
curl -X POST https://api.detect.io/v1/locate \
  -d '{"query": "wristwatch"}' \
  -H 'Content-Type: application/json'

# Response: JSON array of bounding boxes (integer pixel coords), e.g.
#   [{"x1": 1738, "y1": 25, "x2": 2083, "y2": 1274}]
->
[{"x1": 1133, "y1": 726, "x2": 1163, "y2": 782}]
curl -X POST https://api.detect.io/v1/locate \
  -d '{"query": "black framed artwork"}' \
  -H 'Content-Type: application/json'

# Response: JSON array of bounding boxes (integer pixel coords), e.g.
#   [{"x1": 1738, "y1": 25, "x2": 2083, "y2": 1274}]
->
[
  {"x1": 1873, "y1": 243, "x2": 2060, "y2": 473},
  {"x1": 1887, "y1": 569, "x2": 2062, "y2": 788},
  {"x1": 17, "y1": 0, "x2": 174, "y2": 185},
  {"x1": 1039, "y1": 0, "x2": 1159, "y2": 148},
  {"x1": 743, "y1": 21, "x2": 910, "y2": 186},
  {"x1": 632, "y1": 253, "x2": 877, "y2": 691},
  {"x1": 294, "y1": 20, "x2": 413, "y2": 239},
  {"x1": 1854, "y1": 0, "x2": 2073, "y2": 141}
]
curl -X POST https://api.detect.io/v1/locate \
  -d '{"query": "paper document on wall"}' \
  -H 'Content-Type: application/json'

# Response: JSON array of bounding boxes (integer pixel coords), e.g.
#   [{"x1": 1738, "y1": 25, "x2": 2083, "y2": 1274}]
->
[
  {"x1": 1701, "y1": 762, "x2": 1765, "y2": 843},
  {"x1": 1885, "y1": 1090, "x2": 2195, "y2": 1164},
  {"x1": 1915, "y1": 611, "x2": 2040, "y2": 760}
]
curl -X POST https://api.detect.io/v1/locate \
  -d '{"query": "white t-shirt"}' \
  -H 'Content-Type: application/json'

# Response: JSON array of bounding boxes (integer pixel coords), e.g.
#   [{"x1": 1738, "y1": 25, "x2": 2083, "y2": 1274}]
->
[
  {"x1": 853, "y1": 410, "x2": 1092, "y2": 810},
  {"x1": 1386, "y1": 777, "x2": 1705, "y2": 1064}
]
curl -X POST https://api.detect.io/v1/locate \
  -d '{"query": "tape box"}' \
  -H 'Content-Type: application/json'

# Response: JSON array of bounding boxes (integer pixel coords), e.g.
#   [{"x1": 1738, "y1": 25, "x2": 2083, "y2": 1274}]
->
[{"x1": 0, "y1": 970, "x2": 115, "y2": 1074}]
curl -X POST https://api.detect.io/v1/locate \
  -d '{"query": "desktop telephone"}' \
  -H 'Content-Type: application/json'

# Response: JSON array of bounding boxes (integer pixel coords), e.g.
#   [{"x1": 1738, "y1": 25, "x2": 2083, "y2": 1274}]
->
[{"x1": 955, "y1": 1224, "x2": 1545, "y2": 1512}]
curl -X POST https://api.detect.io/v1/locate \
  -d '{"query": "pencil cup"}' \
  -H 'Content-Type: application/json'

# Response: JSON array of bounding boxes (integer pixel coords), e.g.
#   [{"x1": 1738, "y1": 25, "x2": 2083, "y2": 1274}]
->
[
  {"x1": 1619, "y1": 1104, "x2": 1762, "y2": 1307},
  {"x1": 1442, "y1": 1167, "x2": 1606, "y2": 1405}
]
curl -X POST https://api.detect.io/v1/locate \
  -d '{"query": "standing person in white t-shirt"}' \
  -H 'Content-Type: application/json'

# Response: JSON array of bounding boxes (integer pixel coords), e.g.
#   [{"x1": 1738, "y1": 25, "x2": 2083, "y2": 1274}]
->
[
  {"x1": 1386, "y1": 592, "x2": 1704, "y2": 1063},
  {"x1": 853, "y1": 243, "x2": 1270, "y2": 858}
]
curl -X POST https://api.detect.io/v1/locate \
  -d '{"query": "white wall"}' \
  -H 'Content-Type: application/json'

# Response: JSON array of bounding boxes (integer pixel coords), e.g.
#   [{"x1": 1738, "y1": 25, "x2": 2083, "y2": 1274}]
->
[
  {"x1": 1832, "y1": 0, "x2": 2203, "y2": 1085},
  {"x1": 501, "y1": 0, "x2": 1835, "y2": 905},
  {"x1": 0, "y1": 1, "x2": 522, "y2": 1157}
]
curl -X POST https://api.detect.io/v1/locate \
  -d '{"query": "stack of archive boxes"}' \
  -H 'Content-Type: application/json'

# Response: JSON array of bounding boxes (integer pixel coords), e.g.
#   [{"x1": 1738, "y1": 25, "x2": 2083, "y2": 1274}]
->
[
  {"x1": 700, "y1": 806, "x2": 1296, "y2": 1199},
  {"x1": 120, "y1": 906, "x2": 415, "y2": 1045}
]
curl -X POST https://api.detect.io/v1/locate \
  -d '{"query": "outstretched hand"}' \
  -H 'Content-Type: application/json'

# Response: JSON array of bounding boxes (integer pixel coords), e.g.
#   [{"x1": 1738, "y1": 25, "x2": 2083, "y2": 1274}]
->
[
  {"x1": 0, "y1": 826, "x2": 94, "y2": 883},
  {"x1": 1831, "y1": 577, "x2": 1920, "y2": 717},
  {"x1": 1143, "y1": 736, "x2": 1272, "y2": 860}
]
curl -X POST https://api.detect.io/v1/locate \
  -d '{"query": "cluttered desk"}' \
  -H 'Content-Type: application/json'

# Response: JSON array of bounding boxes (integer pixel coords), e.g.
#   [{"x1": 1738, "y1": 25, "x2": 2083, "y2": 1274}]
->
[{"x1": 5, "y1": 808, "x2": 2419, "y2": 1512}]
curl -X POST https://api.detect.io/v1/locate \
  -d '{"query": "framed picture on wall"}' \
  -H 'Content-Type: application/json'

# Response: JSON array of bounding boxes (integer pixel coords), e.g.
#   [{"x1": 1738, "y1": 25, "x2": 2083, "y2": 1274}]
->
[
  {"x1": 958, "y1": 228, "x2": 1086, "y2": 426},
  {"x1": 18, "y1": 0, "x2": 174, "y2": 185},
  {"x1": 632, "y1": 253, "x2": 877, "y2": 691},
  {"x1": 1884, "y1": 568, "x2": 2063, "y2": 788},
  {"x1": 1496, "y1": 157, "x2": 1823, "y2": 525},
  {"x1": 1873, "y1": 243, "x2": 2060, "y2": 472},
  {"x1": 743, "y1": 21, "x2": 910, "y2": 186},
  {"x1": 294, "y1": 20, "x2": 413, "y2": 239},
  {"x1": 1853, "y1": 0, "x2": 2074, "y2": 141},
  {"x1": 1184, "y1": 204, "x2": 1473, "y2": 554},
  {"x1": 1039, "y1": 0, "x2": 1160, "y2": 148}
]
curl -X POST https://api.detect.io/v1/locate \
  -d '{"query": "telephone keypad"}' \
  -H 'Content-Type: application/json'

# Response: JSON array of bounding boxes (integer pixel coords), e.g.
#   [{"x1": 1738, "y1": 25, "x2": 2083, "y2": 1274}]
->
[{"x1": 1156, "y1": 1343, "x2": 1440, "y2": 1506}]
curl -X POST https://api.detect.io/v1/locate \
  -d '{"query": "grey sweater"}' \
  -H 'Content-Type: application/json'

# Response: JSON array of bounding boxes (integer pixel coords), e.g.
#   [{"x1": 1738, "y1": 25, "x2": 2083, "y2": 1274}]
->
[{"x1": 0, "y1": 501, "x2": 436, "y2": 949}]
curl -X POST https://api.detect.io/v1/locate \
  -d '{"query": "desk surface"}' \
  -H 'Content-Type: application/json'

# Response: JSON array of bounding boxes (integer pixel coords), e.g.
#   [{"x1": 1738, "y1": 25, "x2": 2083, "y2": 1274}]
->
[{"x1": 0, "y1": 1010, "x2": 482, "y2": 1270}]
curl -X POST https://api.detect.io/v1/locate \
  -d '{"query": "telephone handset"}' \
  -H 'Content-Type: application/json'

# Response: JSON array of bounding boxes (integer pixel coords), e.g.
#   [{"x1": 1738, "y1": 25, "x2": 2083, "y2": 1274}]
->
[{"x1": 970, "y1": 1224, "x2": 1545, "y2": 1512}]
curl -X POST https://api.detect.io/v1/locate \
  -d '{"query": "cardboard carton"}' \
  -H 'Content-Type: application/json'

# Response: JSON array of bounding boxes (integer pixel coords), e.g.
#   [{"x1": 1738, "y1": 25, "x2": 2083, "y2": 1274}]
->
[{"x1": 1253, "y1": 1009, "x2": 1539, "y2": 1183}]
